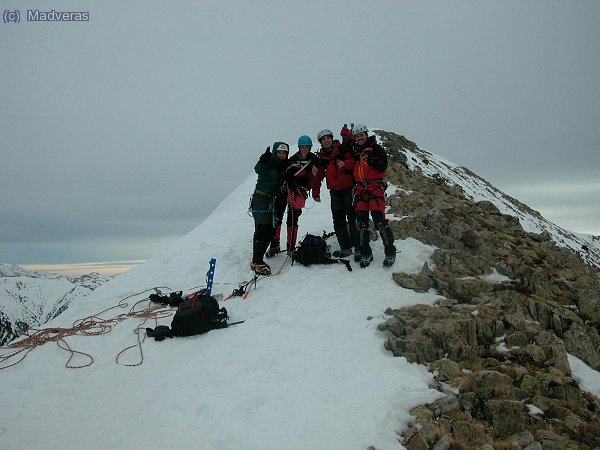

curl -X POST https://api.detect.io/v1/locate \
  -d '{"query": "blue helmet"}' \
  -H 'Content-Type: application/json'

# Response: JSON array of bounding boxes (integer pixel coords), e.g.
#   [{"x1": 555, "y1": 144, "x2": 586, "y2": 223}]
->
[{"x1": 297, "y1": 135, "x2": 313, "y2": 147}]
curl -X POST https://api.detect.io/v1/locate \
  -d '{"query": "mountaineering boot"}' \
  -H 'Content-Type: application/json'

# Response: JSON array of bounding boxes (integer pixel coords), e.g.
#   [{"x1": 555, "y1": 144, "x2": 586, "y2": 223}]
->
[
  {"x1": 266, "y1": 225, "x2": 282, "y2": 258},
  {"x1": 252, "y1": 235, "x2": 267, "y2": 265},
  {"x1": 382, "y1": 254, "x2": 396, "y2": 268},
  {"x1": 265, "y1": 240, "x2": 280, "y2": 258},
  {"x1": 349, "y1": 225, "x2": 361, "y2": 262},
  {"x1": 379, "y1": 223, "x2": 397, "y2": 268},
  {"x1": 286, "y1": 226, "x2": 298, "y2": 256},
  {"x1": 265, "y1": 224, "x2": 282, "y2": 258},
  {"x1": 250, "y1": 261, "x2": 271, "y2": 276},
  {"x1": 360, "y1": 253, "x2": 374, "y2": 268},
  {"x1": 358, "y1": 229, "x2": 373, "y2": 268},
  {"x1": 251, "y1": 234, "x2": 271, "y2": 274},
  {"x1": 333, "y1": 227, "x2": 352, "y2": 258}
]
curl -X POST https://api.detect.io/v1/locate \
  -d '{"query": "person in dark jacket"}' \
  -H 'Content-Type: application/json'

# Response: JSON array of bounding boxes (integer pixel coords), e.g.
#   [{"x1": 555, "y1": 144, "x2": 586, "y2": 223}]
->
[
  {"x1": 314, "y1": 128, "x2": 360, "y2": 260},
  {"x1": 266, "y1": 135, "x2": 320, "y2": 257},
  {"x1": 250, "y1": 142, "x2": 289, "y2": 275},
  {"x1": 352, "y1": 123, "x2": 396, "y2": 268}
]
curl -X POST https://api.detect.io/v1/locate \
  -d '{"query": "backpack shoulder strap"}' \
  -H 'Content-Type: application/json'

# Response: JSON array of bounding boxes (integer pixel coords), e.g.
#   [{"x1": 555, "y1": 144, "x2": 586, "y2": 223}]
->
[{"x1": 323, "y1": 257, "x2": 353, "y2": 272}]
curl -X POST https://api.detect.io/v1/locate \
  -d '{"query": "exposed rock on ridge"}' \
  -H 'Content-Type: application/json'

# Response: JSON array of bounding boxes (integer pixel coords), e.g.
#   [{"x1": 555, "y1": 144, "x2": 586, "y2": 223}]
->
[{"x1": 375, "y1": 131, "x2": 600, "y2": 450}]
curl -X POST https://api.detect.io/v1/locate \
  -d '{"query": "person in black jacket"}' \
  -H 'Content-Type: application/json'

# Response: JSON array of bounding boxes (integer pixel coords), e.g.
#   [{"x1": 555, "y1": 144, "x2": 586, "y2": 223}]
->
[{"x1": 250, "y1": 142, "x2": 289, "y2": 275}]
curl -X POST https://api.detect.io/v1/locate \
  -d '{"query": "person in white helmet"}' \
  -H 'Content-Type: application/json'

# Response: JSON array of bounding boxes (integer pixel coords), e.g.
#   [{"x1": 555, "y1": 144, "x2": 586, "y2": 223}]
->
[
  {"x1": 249, "y1": 142, "x2": 289, "y2": 275},
  {"x1": 313, "y1": 129, "x2": 360, "y2": 260},
  {"x1": 351, "y1": 123, "x2": 397, "y2": 268}
]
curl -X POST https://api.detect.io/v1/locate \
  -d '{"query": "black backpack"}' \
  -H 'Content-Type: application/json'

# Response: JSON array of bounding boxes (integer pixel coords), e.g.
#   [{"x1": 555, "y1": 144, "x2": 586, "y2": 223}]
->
[
  {"x1": 291, "y1": 233, "x2": 353, "y2": 272},
  {"x1": 292, "y1": 234, "x2": 330, "y2": 266},
  {"x1": 170, "y1": 292, "x2": 229, "y2": 337}
]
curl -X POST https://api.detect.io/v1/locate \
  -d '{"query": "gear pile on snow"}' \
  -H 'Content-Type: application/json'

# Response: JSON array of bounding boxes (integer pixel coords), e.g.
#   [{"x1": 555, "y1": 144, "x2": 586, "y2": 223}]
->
[{"x1": 147, "y1": 290, "x2": 231, "y2": 340}]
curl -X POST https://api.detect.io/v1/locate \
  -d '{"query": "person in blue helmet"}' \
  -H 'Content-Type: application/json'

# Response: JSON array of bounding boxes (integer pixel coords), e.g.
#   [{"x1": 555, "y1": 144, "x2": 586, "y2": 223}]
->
[
  {"x1": 250, "y1": 142, "x2": 289, "y2": 275},
  {"x1": 266, "y1": 135, "x2": 321, "y2": 257}
]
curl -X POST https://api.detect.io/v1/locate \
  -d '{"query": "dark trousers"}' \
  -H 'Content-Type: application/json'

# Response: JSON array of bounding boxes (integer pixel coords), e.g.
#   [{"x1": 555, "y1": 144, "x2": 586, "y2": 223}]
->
[
  {"x1": 272, "y1": 195, "x2": 301, "y2": 228},
  {"x1": 356, "y1": 210, "x2": 396, "y2": 257},
  {"x1": 356, "y1": 210, "x2": 386, "y2": 231},
  {"x1": 251, "y1": 193, "x2": 275, "y2": 264},
  {"x1": 330, "y1": 188, "x2": 356, "y2": 230}
]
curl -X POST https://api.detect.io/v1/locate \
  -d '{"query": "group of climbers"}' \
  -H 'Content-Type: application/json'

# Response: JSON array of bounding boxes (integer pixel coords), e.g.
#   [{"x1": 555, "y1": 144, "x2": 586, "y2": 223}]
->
[{"x1": 250, "y1": 124, "x2": 396, "y2": 276}]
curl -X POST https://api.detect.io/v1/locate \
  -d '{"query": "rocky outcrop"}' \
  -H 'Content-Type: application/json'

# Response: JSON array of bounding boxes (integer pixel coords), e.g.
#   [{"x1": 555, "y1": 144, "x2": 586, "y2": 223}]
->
[{"x1": 376, "y1": 131, "x2": 600, "y2": 449}]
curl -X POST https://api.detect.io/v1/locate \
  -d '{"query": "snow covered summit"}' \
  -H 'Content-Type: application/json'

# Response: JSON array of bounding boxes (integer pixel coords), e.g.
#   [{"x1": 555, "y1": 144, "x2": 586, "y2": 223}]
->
[
  {"x1": 1, "y1": 129, "x2": 598, "y2": 450},
  {"x1": 1, "y1": 170, "x2": 446, "y2": 449}
]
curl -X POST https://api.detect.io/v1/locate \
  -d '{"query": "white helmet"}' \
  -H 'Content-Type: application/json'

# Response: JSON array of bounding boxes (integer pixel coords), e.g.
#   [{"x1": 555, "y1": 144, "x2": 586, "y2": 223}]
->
[
  {"x1": 317, "y1": 129, "x2": 334, "y2": 142},
  {"x1": 352, "y1": 123, "x2": 368, "y2": 136}
]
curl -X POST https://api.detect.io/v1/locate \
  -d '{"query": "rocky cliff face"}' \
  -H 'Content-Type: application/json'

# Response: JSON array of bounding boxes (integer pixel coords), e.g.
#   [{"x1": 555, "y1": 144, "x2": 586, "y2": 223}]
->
[
  {"x1": 0, "y1": 264, "x2": 110, "y2": 345},
  {"x1": 375, "y1": 131, "x2": 599, "y2": 450}
]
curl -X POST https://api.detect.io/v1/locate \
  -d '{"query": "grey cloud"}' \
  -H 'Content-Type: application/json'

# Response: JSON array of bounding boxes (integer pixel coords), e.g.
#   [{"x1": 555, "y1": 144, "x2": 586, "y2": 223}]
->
[{"x1": 2, "y1": 0, "x2": 599, "y2": 265}]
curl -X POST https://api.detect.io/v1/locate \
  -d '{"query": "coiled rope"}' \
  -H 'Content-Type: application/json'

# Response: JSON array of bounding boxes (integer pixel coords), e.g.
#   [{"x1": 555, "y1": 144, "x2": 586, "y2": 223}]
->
[{"x1": 0, "y1": 286, "x2": 174, "y2": 371}]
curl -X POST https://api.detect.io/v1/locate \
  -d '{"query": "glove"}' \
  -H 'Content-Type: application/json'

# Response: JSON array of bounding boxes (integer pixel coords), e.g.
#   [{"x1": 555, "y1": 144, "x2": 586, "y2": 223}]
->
[
  {"x1": 259, "y1": 147, "x2": 271, "y2": 163},
  {"x1": 259, "y1": 147, "x2": 272, "y2": 164},
  {"x1": 368, "y1": 156, "x2": 383, "y2": 170}
]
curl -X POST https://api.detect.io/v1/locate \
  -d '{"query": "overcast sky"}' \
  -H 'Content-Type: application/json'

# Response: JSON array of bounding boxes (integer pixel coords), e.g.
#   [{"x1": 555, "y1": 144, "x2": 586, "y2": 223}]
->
[{"x1": 1, "y1": 0, "x2": 599, "y2": 267}]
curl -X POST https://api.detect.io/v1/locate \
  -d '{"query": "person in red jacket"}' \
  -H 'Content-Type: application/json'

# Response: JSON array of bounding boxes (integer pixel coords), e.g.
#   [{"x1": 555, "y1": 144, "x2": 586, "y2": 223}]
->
[
  {"x1": 340, "y1": 124, "x2": 352, "y2": 143},
  {"x1": 352, "y1": 123, "x2": 396, "y2": 268},
  {"x1": 266, "y1": 135, "x2": 320, "y2": 257},
  {"x1": 314, "y1": 129, "x2": 360, "y2": 260}
]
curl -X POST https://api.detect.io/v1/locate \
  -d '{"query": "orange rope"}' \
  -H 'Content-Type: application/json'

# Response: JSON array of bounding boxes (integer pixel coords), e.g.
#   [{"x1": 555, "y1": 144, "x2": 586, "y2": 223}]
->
[{"x1": 0, "y1": 287, "x2": 174, "y2": 371}]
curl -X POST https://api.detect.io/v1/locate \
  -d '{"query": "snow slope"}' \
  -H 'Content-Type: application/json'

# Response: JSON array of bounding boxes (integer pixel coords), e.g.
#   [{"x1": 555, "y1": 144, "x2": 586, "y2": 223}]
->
[
  {"x1": 2, "y1": 135, "x2": 598, "y2": 449},
  {"x1": 0, "y1": 175, "x2": 445, "y2": 450},
  {"x1": 373, "y1": 130, "x2": 600, "y2": 269}
]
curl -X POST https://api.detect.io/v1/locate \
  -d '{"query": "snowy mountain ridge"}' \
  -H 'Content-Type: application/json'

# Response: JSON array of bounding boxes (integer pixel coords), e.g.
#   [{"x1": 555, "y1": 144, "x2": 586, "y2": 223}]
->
[
  {"x1": 0, "y1": 263, "x2": 110, "y2": 345},
  {"x1": 1, "y1": 130, "x2": 598, "y2": 450},
  {"x1": 374, "y1": 130, "x2": 600, "y2": 269}
]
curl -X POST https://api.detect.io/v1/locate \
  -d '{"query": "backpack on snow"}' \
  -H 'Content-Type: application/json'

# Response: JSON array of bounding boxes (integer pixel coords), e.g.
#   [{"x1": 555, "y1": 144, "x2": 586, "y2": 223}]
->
[
  {"x1": 292, "y1": 234, "x2": 330, "y2": 266},
  {"x1": 146, "y1": 290, "x2": 231, "y2": 340},
  {"x1": 170, "y1": 292, "x2": 229, "y2": 337},
  {"x1": 292, "y1": 233, "x2": 353, "y2": 272}
]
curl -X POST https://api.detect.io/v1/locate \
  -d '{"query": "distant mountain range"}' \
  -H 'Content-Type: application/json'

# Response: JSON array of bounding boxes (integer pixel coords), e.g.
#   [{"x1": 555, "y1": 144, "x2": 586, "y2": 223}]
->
[{"x1": 0, "y1": 264, "x2": 111, "y2": 345}]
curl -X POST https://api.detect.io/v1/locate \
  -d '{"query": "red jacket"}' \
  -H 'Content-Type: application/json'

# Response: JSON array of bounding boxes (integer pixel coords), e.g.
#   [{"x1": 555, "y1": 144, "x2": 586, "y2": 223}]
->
[
  {"x1": 353, "y1": 136, "x2": 387, "y2": 186},
  {"x1": 316, "y1": 140, "x2": 356, "y2": 191},
  {"x1": 340, "y1": 128, "x2": 352, "y2": 142},
  {"x1": 353, "y1": 136, "x2": 387, "y2": 212}
]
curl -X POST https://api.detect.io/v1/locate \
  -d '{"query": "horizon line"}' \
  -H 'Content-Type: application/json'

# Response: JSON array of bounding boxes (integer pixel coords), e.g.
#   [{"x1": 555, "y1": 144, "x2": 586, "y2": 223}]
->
[{"x1": 19, "y1": 260, "x2": 146, "y2": 276}]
